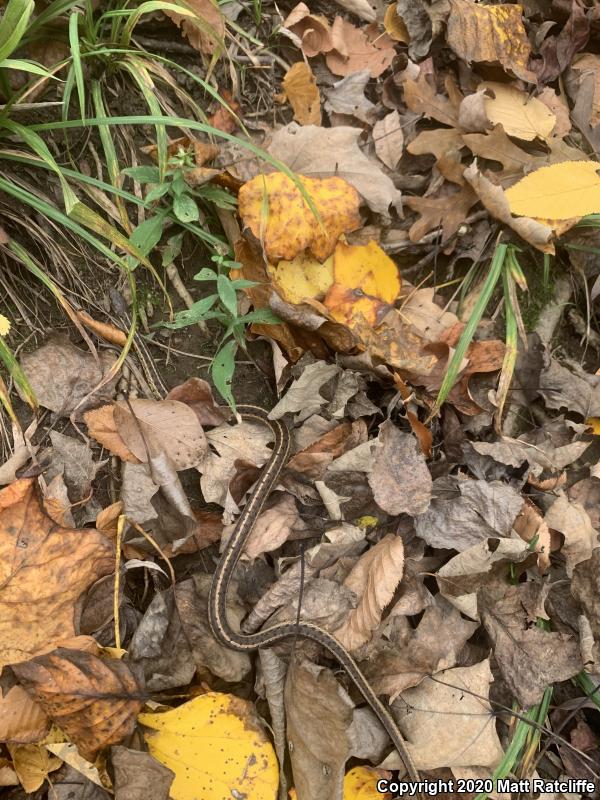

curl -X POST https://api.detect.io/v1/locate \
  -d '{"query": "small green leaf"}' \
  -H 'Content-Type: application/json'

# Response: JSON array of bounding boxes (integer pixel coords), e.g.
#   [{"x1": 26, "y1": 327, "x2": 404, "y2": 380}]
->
[
  {"x1": 123, "y1": 166, "x2": 161, "y2": 183},
  {"x1": 173, "y1": 193, "x2": 199, "y2": 223},
  {"x1": 129, "y1": 212, "x2": 165, "y2": 258},
  {"x1": 230, "y1": 279, "x2": 258, "y2": 290},
  {"x1": 239, "y1": 309, "x2": 281, "y2": 325},
  {"x1": 164, "y1": 295, "x2": 218, "y2": 328},
  {"x1": 145, "y1": 182, "x2": 170, "y2": 203},
  {"x1": 194, "y1": 268, "x2": 218, "y2": 281},
  {"x1": 171, "y1": 171, "x2": 187, "y2": 197},
  {"x1": 217, "y1": 275, "x2": 238, "y2": 318},
  {"x1": 212, "y1": 340, "x2": 237, "y2": 411}
]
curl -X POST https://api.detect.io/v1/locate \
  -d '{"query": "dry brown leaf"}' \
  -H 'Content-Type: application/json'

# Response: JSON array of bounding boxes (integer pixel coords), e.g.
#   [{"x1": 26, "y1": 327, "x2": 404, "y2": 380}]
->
[
  {"x1": 403, "y1": 73, "x2": 460, "y2": 128},
  {"x1": 572, "y1": 53, "x2": 600, "y2": 127},
  {"x1": 407, "y1": 128, "x2": 465, "y2": 182},
  {"x1": 335, "y1": 534, "x2": 405, "y2": 651},
  {"x1": 325, "y1": 71, "x2": 376, "y2": 124},
  {"x1": 268, "y1": 123, "x2": 403, "y2": 216},
  {"x1": 404, "y1": 184, "x2": 478, "y2": 243},
  {"x1": 20, "y1": 336, "x2": 117, "y2": 418},
  {"x1": 479, "y1": 579, "x2": 582, "y2": 707},
  {"x1": 368, "y1": 421, "x2": 431, "y2": 516},
  {"x1": 384, "y1": 3, "x2": 410, "y2": 42},
  {"x1": 245, "y1": 493, "x2": 305, "y2": 560},
  {"x1": 113, "y1": 399, "x2": 208, "y2": 471},
  {"x1": 95, "y1": 500, "x2": 123, "y2": 538},
  {"x1": 446, "y1": 0, "x2": 536, "y2": 83},
  {"x1": 0, "y1": 479, "x2": 114, "y2": 668},
  {"x1": 0, "y1": 686, "x2": 49, "y2": 744},
  {"x1": 480, "y1": 82, "x2": 556, "y2": 141},
  {"x1": 326, "y1": 20, "x2": 396, "y2": 79},
  {"x1": 461, "y1": 124, "x2": 533, "y2": 175},
  {"x1": 373, "y1": 110, "x2": 405, "y2": 170},
  {"x1": 544, "y1": 493, "x2": 598, "y2": 576},
  {"x1": 162, "y1": 0, "x2": 224, "y2": 55},
  {"x1": 12, "y1": 648, "x2": 145, "y2": 761},
  {"x1": 84, "y1": 405, "x2": 140, "y2": 463},
  {"x1": 463, "y1": 162, "x2": 554, "y2": 253},
  {"x1": 7, "y1": 744, "x2": 61, "y2": 793},
  {"x1": 279, "y1": 62, "x2": 321, "y2": 125}
]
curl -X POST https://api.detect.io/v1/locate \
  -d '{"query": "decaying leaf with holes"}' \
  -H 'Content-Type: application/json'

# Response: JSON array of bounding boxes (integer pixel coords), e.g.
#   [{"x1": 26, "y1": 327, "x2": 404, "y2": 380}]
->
[
  {"x1": 0, "y1": 479, "x2": 114, "y2": 668},
  {"x1": 139, "y1": 693, "x2": 278, "y2": 800},
  {"x1": 238, "y1": 172, "x2": 361, "y2": 262},
  {"x1": 12, "y1": 647, "x2": 146, "y2": 760}
]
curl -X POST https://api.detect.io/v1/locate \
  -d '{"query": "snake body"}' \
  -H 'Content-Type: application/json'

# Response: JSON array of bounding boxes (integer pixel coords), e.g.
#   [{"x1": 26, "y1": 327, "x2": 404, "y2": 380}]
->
[
  {"x1": 113, "y1": 302, "x2": 421, "y2": 789},
  {"x1": 208, "y1": 405, "x2": 421, "y2": 788}
]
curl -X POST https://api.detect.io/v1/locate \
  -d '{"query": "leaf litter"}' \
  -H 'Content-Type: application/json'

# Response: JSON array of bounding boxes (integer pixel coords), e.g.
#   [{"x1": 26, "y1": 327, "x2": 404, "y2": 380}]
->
[{"x1": 4, "y1": 0, "x2": 600, "y2": 798}]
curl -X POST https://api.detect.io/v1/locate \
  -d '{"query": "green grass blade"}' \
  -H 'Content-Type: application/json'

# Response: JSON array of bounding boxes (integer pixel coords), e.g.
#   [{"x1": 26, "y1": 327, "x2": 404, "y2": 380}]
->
[
  {"x1": 90, "y1": 80, "x2": 129, "y2": 230},
  {"x1": 0, "y1": 335, "x2": 37, "y2": 410},
  {"x1": 68, "y1": 10, "x2": 86, "y2": 123},
  {"x1": 120, "y1": 56, "x2": 167, "y2": 179},
  {"x1": 0, "y1": 0, "x2": 34, "y2": 62},
  {"x1": 0, "y1": 118, "x2": 77, "y2": 212},
  {"x1": 430, "y1": 242, "x2": 507, "y2": 419},
  {"x1": 0, "y1": 59, "x2": 56, "y2": 78},
  {"x1": 29, "y1": 114, "x2": 322, "y2": 224}
]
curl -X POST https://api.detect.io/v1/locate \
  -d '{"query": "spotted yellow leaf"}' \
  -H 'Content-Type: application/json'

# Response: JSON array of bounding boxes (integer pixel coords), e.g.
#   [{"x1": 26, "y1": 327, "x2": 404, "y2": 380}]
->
[
  {"x1": 268, "y1": 251, "x2": 334, "y2": 305},
  {"x1": 238, "y1": 173, "x2": 360, "y2": 262},
  {"x1": 0, "y1": 315, "x2": 10, "y2": 336},
  {"x1": 139, "y1": 693, "x2": 278, "y2": 800},
  {"x1": 506, "y1": 161, "x2": 600, "y2": 220}
]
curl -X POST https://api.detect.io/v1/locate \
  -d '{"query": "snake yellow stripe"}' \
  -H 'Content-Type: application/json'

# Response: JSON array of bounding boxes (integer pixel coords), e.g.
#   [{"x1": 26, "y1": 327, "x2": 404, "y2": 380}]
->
[{"x1": 208, "y1": 404, "x2": 422, "y2": 790}]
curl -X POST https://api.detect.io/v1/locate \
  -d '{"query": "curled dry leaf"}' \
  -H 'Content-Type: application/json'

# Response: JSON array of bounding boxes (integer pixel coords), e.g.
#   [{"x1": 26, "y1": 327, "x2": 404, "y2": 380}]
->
[
  {"x1": 335, "y1": 534, "x2": 405, "y2": 651},
  {"x1": 238, "y1": 172, "x2": 360, "y2": 263},
  {"x1": 282, "y1": 3, "x2": 334, "y2": 58},
  {"x1": 279, "y1": 62, "x2": 321, "y2": 125},
  {"x1": 12, "y1": 648, "x2": 145, "y2": 761},
  {"x1": 84, "y1": 404, "x2": 140, "y2": 463},
  {"x1": 446, "y1": 0, "x2": 536, "y2": 83},
  {"x1": 245, "y1": 493, "x2": 304, "y2": 559},
  {"x1": 0, "y1": 479, "x2": 114, "y2": 668},
  {"x1": 463, "y1": 162, "x2": 554, "y2": 253},
  {"x1": 140, "y1": 693, "x2": 278, "y2": 800}
]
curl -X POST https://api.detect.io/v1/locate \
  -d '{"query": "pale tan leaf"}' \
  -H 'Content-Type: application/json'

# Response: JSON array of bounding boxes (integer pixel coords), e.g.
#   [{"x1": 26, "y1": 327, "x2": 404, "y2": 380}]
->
[
  {"x1": 245, "y1": 493, "x2": 305, "y2": 559},
  {"x1": 481, "y1": 82, "x2": 556, "y2": 141},
  {"x1": 373, "y1": 110, "x2": 404, "y2": 169},
  {"x1": 335, "y1": 534, "x2": 404, "y2": 651},
  {"x1": 0, "y1": 686, "x2": 49, "y2": 744}
]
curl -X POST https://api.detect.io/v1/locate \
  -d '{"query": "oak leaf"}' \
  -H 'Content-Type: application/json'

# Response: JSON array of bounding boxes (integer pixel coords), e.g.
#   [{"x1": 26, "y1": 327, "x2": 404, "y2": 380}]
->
[
  {"x1": 238, "y1": 172, "x2": 361, "y2": 262},
  {"x1": 446, "y1": 0, "x2": 536, "y2": 83},
  {"x1": 403, "y1": 73, "x2": 460, "y2": 128},
  {"x1": 0, "y1": 479, "x2": 114, "y2": 668},
  {"x1": 404, "y1": 184, "x2": 478, "y2": 243},
  {"x1": 335, "y1": 534, "x2": 404, "y2": 651},
  {"x1": 163, "y1": 0, "x2": 224, "y2": 55},
  {"x1": 140, "y1": 693, "x2": 278, "y2": 800},
  {"x1": 12, "y1": 648, "x2": 145, "y2": 761},
  {"x1": 326, "y1": 19, "x2": 395, "y2": 79},
  {"x1": 461, "y1": 124, "x2": 533, "y2": 174},
  {"x1": 279, "y1": 62, "x2": 321, "y2": 125}
]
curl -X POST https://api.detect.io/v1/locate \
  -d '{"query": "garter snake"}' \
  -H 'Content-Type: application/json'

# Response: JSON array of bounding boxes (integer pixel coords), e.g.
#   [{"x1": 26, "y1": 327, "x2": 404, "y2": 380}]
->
[
  {"x1": 208, "y1": 404, "x2": 422, "y2": 790},
  {"x1": 109, "y1": 300, "x2": 421, "y2": 787}
]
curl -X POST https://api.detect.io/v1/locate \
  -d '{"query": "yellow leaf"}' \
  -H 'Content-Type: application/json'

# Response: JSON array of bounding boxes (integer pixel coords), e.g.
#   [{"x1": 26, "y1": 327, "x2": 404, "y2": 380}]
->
[
  {"x1": 0, "y1": 315, "x2": 10, "y2": 336},
  {"x1": 140, "y1": 693, "x2": 278, "y2": 800},
  {"x1": 324, "y1": 241, "x2": 401, "y2": 328},
  {"x1": 7, "y1": 744, "x2": 61, "y2": 793},
  {"x1": 505, "y1": 161, "x2": 600, "y2": 220},
  {"x1": 447, "y1": 0, "x2": 536, "y2": 83},
  {"x1": 383, "y1": 3, "x2": 410, "y2": 43},
  {"x1": 344, "y1": 766, "x2": 393, "y2": 798},
  {"x1": 269, "y1": 252, "x2": 334, "y2": 305},
  {"x1": 586, "y1": 417, "x2": 600, "y2": 434},
  {"x1": 482, "y1": 82, "x2": 556, "y2": 141},
  {"x1": 238, "y1": 173, "x2": 361, "y2": 263},
  {"x1": 279, "y1": 62, "x2": 321, "y2": 125}
]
